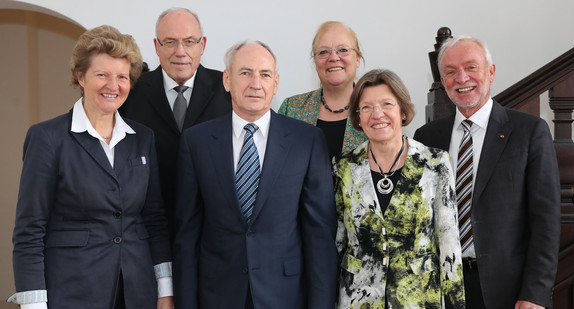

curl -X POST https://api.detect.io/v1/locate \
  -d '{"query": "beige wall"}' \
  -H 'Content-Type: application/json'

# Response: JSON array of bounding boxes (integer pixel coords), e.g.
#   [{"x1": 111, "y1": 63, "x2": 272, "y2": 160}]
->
[{"x1": 0, "y1": 9, "x2": 84, "y2": 307}]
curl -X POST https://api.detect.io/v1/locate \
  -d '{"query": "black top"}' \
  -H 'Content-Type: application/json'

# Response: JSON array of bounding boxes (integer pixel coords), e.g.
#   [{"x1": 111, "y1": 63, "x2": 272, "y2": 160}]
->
[
  {"x1": 371, "y1": 168, "x2": 403, "y2": 215},
  {"x1": 316, "y1": 118, "x2": 347, "y2": 160}
]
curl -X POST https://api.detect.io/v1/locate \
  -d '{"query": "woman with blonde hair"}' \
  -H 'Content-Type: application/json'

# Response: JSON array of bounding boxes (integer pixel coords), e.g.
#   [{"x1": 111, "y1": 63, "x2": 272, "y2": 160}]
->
[
  {"x1": 10, "y1": 25, "x2": 172, "y2": 309},
  {"x1": 279, "y1": 21, "x2": 367, "y2": 160}
]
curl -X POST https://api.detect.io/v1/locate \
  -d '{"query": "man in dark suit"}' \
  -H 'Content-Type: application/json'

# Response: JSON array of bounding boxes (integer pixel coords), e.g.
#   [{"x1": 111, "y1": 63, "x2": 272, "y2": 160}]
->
[
  {"x1": 414, "y1": 36, "x2": 560, "y2": 309},
  {"x1": 120, "y1": 8, "x2": 231, "y2": 238},
  {"x1": 173, "y1": 41, "x2": 338, "y2": 309}
]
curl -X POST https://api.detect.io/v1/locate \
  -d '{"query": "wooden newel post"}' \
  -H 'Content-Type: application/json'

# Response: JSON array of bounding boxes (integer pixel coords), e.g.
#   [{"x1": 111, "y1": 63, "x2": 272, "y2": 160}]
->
[
  {"x1": 425, "y1": 27, "x2": 455, "y2": 123},
  {"x1": 549, "y1": 73, "x2": 574, "y2": 210}
]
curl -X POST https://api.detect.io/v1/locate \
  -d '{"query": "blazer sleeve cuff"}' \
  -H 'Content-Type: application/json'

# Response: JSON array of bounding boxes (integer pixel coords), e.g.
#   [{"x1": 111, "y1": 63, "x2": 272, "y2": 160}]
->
[
  {"x1": 7, "y1": 290, "x2": 48, "y2": 305},
  {"x1": 154, "y1": 262, "x2": 172, "y2": 279}
]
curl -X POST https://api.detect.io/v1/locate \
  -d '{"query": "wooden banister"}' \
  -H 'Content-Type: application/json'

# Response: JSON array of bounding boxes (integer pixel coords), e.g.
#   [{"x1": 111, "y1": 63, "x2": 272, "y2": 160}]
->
[{"x1": 493, "y1": 47, "x2": 574, "y2": 110}]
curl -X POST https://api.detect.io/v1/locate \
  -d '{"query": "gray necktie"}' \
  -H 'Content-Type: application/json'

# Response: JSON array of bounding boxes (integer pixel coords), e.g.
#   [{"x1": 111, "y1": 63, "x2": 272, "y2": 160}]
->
[{"x1": 173, "y1": 86, "x2": 189, "y2": 132}]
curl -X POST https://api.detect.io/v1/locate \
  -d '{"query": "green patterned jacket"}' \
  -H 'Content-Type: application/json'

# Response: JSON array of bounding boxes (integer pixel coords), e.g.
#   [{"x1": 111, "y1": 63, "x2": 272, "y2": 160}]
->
[
  {"x1": 334, "y1": 138, "x2": 465, "y2": 308},
  {"x1": 278, "y1": 88, "x2": 367, "y2": 153}
]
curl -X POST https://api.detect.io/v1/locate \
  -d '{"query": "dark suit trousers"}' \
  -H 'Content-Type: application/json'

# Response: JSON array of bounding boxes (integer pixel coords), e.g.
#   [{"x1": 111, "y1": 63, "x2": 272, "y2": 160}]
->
[{"x1": 463, "y1": 264, "x2": 486, "y2": 308}]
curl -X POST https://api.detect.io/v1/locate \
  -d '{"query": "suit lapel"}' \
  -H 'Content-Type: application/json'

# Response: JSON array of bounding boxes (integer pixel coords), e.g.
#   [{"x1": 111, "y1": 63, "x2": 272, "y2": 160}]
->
[
  {"x1": 186, "y1": 65, "x2": 213, "y2": 126},
  {"x1": 208, "y1": 115, "x2": 244, "y2": 220},
  {"x1": 71, "y1": 131, "x2": 118, "y2": 183},
  {"x1": 146, "y1": 67, "x2": 180, "y2": 134},
  {"x1": 435, "y1": 116, "x2": 455, "y2": 151},
  {"x1": 473, "y1": 101, "x2": 511, "y2": 204},
  {"x1": 249, "y1": 112, "x2": 289, "y2": 224},
  {"x1": 112, "y1": 134, "x2": 132, "y2": 176}
]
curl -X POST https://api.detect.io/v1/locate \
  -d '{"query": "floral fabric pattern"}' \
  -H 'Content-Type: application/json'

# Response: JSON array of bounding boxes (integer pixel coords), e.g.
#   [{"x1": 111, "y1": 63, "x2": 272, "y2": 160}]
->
[
  {"x1": 334, "y1": 138, "x2": 465, "y2": 308},
  {"x1": 278, "y1": 88, "x2": 367, "y2": 153}
]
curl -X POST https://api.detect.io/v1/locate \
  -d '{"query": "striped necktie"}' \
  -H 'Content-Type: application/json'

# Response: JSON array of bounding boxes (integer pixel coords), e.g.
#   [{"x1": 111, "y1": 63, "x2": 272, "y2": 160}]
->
[
  {"x1": 235, "y1": 123, "x2": 260, "y2": 223},
  {"x1": 456, "y1": 119, "x2": 474, "y2": 255}
]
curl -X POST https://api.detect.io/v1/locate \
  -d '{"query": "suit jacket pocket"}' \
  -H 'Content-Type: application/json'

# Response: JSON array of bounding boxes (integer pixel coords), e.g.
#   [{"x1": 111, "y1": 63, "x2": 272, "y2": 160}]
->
[
  {"x1": 341, "y1": 253, "x2": 363, "y2": 275},
  {"x1": 130, "y1": 155, "x2": 149, "y2": 166},
  {"x1": 45, "y1": 229, "x2": 89, "y2": 248},
  {"x1": 135, "y1": 223, "x2": 150, "y2": 239},
  {"x1": 283, "y1": 258, "x2": 303, "y2": 276}
]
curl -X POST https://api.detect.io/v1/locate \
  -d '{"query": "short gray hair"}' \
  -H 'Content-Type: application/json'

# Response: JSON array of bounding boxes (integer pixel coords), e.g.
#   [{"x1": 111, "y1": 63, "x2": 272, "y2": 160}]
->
[
  {"x1": 224, "y1": 40, "x2": 278, "y2": 72},
  {"x1": 155, "y1": 8, "x2": 203, "y2": 38},
  {"x1": 437, "y1": 35, "x2": 493, "y2": 77}
]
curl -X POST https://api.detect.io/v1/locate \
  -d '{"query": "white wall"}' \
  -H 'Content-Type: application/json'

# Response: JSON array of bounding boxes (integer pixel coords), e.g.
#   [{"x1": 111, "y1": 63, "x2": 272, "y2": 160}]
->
[{"x1": 4, "y1": 0, "x2": 574, "y2": 137}]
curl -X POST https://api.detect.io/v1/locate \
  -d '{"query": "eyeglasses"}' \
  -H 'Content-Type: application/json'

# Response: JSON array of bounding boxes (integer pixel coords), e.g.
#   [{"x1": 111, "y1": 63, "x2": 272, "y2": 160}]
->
[
  {"x1": 313, "y1": 46, "x2": 354, "y2": 59},
  {"x1": 157, "y1": 37, "x2": 202, "y2": 49},
  {"x1": 358, "y1": 102, "x2": 398, "y2": 114}
]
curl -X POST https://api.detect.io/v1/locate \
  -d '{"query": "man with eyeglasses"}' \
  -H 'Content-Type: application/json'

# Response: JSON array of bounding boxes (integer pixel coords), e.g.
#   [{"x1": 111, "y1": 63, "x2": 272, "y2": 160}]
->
[{"x1": 121, "y1": 8, "x2": 231, "y2": 241}]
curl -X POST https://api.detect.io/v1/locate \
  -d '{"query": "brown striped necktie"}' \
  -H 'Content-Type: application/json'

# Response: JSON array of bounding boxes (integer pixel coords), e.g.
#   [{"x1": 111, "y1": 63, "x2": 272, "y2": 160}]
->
[{"x1": 456, "y1": 119, "x2": 473, "y2": 254}]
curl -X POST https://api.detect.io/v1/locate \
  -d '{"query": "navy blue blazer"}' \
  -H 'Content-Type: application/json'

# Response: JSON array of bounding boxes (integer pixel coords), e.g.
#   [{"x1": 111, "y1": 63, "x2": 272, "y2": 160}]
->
[
  {"x1": 12, "y1": 111, "x2": 171, "y2": 309},
  {"x1": 414, "y1": 101, "x2": 560, "y2": 308},
  {"x1": 173, "y1": 111, "x2": 338, "y2": 309},
  {"x1": 120, "y1": 65, "x2": 232, "y2": 239}
]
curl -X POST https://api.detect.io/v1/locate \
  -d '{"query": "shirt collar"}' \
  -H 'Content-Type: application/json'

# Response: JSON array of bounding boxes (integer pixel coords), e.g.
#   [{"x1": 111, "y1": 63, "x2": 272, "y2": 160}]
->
[
  {"x1": 232, "y1": 110, "x2": 271, "y2": 140},
  {"x1": 455, "y1": 97, "x2": 493, "y2": 130},
  {"x1": 162, "y1": 69, "x2": 196, "y2": 92},
  {"x1": 71, "y1": 98, "x2": 135, "y2": 146}
]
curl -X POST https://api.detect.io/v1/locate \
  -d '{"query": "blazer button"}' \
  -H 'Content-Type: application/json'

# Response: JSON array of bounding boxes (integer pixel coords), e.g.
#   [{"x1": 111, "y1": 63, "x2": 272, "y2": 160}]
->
[
  {"x1": 113, "y1": 236, "x2": 122, "y2": 244},
  {"x1": 113, "y1": 211, "x2": 122, "y2": 219},
  {"x1": 242, "y1": 268, "x2": 249, "y2": 274}
]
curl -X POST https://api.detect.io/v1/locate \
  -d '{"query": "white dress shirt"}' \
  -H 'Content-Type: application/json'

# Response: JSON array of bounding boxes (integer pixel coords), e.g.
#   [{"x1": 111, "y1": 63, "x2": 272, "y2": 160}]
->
[
  {"x1": 162, "y1": 69, "x2": 195, "y2": 111},
  {"x1": 232, "y1": 110, "x2": 271, "y2": 171}
]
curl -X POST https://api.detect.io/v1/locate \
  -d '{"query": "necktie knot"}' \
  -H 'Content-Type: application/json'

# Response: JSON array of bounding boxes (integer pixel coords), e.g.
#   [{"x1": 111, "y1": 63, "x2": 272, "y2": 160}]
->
[
  {"x1": 174, "y1": 85, "x2": 189, "y2": 93},
  {"x1": 462, "y1": 119, "x2": 473, "y2": 132},
  {"x1": 244, "y1": 123, "x2": 258, "y2": 136}
]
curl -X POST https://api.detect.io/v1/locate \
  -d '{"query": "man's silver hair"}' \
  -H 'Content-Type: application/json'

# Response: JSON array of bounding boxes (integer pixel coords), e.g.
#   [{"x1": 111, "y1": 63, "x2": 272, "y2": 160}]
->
[
  {"x1": 155, "y1": 7, "x2": 203, "y2": 38},
  {"x1": 437, "y1": 35, "x2": 494, "y2": 77},
  {"x1": 224, "y1": 40, "x2": 278, "y2": 73}
]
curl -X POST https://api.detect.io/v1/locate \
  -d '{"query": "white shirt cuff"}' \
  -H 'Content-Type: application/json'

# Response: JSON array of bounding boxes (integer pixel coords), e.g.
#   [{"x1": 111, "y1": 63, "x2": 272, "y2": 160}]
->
[
  {"x1": 19, "y1": 302, "x2": 48, "y2": 309},
  {"x1": 157, "y1": 276, "x2": 173, "y2": 298},
  {"x1": 155, "y1": 262, "x2": 173, "y2": 297}
]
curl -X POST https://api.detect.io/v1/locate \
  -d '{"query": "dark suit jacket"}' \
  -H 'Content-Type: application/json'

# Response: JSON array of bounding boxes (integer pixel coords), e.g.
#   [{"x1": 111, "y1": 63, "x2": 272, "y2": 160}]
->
[
  {"x1": 413, "y1": 101, "x2": 560, "y2": 308},
  {"x1": 12, "y1": 111, "x2": 171, "y2": 309},
  {"x1": 173, "y1": 111, "x2": 339, "y2": 309},
  {"x1": 120, "y1": 65, "x2": 232, "y2": 237}
]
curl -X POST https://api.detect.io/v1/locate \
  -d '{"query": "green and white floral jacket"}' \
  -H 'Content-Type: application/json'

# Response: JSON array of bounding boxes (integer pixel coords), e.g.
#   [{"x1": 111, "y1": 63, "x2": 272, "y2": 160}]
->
[{"x1": 334, "y1": 138, "x2": 465, "y2": 308}]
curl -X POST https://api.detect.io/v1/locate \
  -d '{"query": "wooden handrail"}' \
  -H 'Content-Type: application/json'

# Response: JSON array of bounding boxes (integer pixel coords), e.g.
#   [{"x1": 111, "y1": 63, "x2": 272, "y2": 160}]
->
[{"x1": 494, "y1": 47, "x2": 574, "y2": 109}]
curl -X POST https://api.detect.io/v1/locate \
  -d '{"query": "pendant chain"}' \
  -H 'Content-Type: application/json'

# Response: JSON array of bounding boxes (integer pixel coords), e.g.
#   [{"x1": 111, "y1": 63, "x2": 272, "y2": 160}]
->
[{"x1": 370, "y1": 136, "x2": 405, "y2": 194}]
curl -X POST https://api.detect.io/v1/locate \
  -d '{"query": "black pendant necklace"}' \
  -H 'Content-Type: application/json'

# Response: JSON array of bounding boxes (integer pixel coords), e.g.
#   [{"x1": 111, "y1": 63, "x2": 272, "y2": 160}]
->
[
  {"x1": 321, "y1": 90, "x2": 350, "y2": 113},
  {"x1": 370, "y1": 136, "x2": 405, "y2": 195}
]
